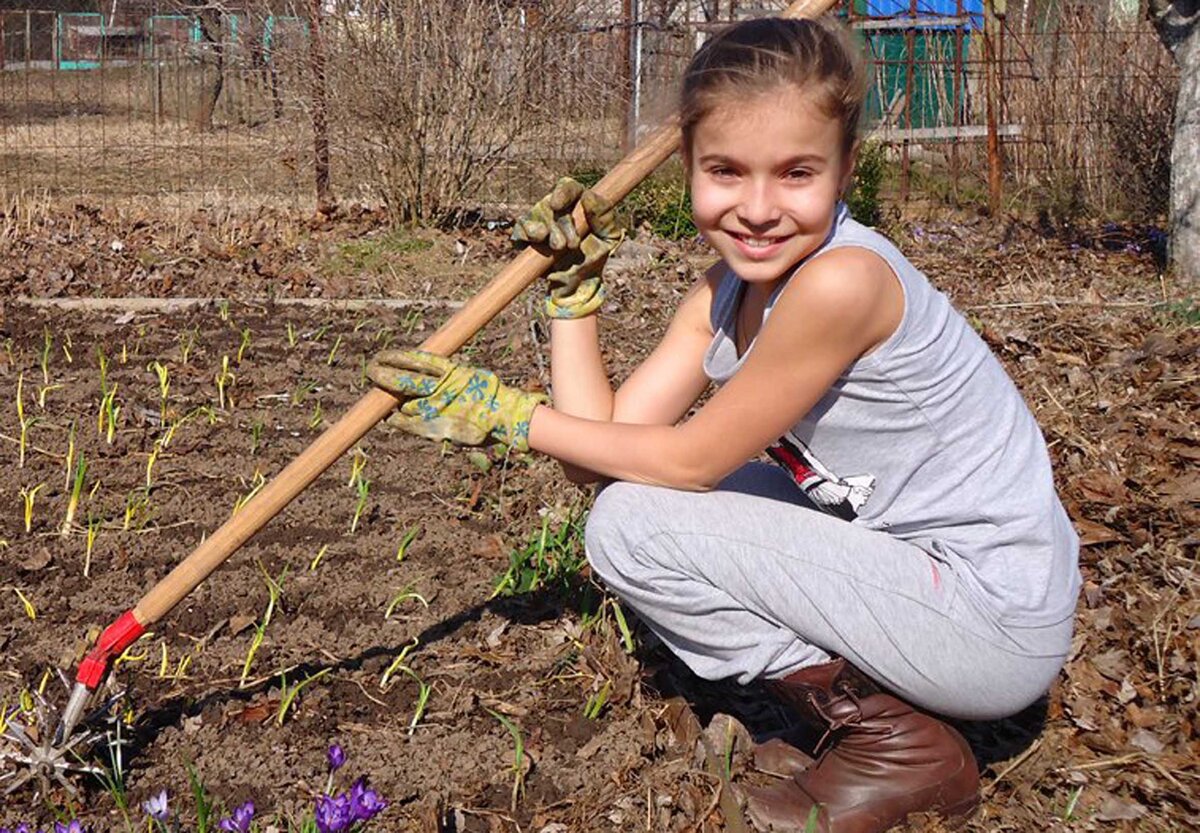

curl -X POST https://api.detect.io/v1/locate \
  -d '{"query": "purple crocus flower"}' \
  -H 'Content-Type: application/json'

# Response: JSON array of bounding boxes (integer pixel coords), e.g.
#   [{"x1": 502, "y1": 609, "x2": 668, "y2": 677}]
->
[
  {"x1": 314, "y1": 793, "x2": 354, "y2": 833},
  {"x1": 327, "y1": 743, "x2": 346, "y2": 771},
  {"x1": 143, "y1": 789, "x2": 170, "y2": 822},
  {"x1": 218, "y1": 801, "x2": 255, "y2": 833},
  {"x1": 348, "y1": 780, "x2": 388, "y2": 823},
  {"x1": 54, "y1": 823, "x2": 87, "y2": 833}
]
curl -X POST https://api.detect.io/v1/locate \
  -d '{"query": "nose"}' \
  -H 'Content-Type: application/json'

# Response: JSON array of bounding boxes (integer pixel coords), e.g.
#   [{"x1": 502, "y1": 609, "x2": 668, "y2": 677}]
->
[{"x1": 737, "y1": 179, "x2": 779, "y2": 228}]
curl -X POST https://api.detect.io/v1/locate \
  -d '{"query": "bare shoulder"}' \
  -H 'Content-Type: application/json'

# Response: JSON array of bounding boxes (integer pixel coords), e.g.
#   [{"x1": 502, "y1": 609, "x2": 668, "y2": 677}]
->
[{"x1": 769, "y1": 246, "x2": 904, "y2": 356}]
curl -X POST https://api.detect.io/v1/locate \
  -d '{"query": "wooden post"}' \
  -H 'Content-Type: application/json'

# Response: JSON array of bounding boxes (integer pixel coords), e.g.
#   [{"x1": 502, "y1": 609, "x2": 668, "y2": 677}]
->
[
  {"x1": 305, "y1": 0, "x2": 334, "y2": 216},
  {"x1": 900, "y1": 0, "x2": 916, "y2": 201},
  {"x1": 983, "y1": 0, "x2": 1003, "y2": 215}
]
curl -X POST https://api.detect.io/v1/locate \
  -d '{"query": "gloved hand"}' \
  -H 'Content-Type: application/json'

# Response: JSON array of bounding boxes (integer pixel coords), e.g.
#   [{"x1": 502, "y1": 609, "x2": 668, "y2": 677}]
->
[
  {"x1": 511, "y1": 177, "x2": 623, "y2": 319},
  {"x1": 367, "y1": 350, "x2": 548, "y2": 452}
]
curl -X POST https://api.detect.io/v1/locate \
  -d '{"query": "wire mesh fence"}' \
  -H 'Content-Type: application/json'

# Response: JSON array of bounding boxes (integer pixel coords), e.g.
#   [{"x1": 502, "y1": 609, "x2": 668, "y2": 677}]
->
[{"x1": 0, "y1": 0, "x2": 1178, "y2": 222}]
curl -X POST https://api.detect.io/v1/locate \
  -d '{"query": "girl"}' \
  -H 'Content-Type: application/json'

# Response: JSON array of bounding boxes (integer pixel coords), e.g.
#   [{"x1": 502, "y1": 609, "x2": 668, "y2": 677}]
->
[{"x1": 367, "y1": 16, "x2": 1080, "y2": 833}]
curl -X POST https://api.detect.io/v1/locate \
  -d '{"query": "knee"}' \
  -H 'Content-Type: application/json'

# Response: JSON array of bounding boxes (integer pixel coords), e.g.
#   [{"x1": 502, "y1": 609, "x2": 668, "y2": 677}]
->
[{"x1": 584, "y1": 481, "x2": 656, "y2": 583}]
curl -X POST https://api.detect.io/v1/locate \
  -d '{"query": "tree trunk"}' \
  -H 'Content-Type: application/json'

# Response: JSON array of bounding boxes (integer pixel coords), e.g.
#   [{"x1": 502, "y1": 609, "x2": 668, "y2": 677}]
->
[
  {"x1": 196, "y1": 11, "x2": 224, "y2": 132},
  {"x1": 1153, "y1": 1, "x2": 1200, "y2": 284}
]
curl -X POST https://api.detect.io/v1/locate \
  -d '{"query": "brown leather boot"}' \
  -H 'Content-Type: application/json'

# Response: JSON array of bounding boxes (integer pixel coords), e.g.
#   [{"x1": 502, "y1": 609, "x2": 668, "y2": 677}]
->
[{"x1": 742, "y1": 659, "x2": 980, "y2": 833}]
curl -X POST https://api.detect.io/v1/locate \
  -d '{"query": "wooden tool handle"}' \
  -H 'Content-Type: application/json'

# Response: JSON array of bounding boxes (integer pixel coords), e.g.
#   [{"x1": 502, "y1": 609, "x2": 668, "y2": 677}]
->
[{"x1": 133, "y1": 0, "x2": 840, "y2": 626}]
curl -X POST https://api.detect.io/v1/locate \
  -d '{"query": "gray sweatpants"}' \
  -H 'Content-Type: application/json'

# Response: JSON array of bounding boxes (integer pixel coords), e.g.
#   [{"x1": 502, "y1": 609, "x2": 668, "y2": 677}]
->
[{"x1": 584, "y1": 464, "x2": 1074, "y2": 721}]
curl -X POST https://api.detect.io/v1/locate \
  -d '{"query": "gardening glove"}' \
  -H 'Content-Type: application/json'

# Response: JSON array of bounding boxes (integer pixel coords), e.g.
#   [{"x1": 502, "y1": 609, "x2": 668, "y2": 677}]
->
[
  {"x1": 367, "y1": 349, "x2": 547, "y2": 453},
  {"x1": 510, "y1": 177, "x2": 624, "y2": 319}
]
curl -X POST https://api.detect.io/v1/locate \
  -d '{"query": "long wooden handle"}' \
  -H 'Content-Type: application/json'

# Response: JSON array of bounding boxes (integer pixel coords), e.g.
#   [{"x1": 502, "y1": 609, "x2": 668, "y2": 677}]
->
[{"x1": 132, "y1": 0, "x2": 840, "y2": 626}]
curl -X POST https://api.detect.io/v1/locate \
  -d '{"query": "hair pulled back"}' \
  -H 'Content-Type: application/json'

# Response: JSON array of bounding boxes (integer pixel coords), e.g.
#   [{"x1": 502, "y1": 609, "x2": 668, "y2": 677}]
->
[{"x1": 680, "y1": 16, "x2": 867, "y2": 158}]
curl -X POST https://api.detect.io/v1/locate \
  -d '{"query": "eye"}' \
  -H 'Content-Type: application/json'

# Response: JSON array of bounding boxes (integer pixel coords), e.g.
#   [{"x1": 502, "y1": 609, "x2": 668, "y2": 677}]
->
[
  {"x1": 705, "y1": 164, "x2": 738, "y2": 180},
  {"x1": 784, "y1": 168, "x2": 814, "y2": 182}
]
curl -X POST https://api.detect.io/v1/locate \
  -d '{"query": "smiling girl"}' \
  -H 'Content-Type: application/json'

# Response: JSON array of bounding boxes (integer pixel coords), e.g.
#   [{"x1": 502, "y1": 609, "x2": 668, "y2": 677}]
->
[{"x1": 367, "y1": 15, "x2": 1080, "y2": 833}]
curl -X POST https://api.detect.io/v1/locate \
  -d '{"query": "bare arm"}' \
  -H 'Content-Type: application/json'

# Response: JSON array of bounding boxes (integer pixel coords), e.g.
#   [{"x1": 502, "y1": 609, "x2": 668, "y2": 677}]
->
[
  {"x1": 548, "y1": 266, "x2": 719, "y2": 483},
  {"x1": 529, "y1": 248, "x2": 902, "y2": 489}
]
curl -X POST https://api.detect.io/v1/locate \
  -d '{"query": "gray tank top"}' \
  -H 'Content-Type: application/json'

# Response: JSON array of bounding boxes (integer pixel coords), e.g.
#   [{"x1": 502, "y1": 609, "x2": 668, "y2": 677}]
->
[{"x1": 703, "y1": 204, "x2": 1080, "y2": 626}]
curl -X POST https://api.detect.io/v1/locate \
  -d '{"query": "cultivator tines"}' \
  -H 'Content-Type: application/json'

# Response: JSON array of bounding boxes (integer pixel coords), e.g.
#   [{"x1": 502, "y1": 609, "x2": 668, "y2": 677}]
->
[{"x1": 0, "y1": 675, "x2": 121, "y2": 800}]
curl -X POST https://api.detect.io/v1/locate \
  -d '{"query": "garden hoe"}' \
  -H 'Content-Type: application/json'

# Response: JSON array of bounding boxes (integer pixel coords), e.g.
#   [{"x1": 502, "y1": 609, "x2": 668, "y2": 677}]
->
[{"x1": 0, "y1": 0, "x2": 838, "y2": 800}]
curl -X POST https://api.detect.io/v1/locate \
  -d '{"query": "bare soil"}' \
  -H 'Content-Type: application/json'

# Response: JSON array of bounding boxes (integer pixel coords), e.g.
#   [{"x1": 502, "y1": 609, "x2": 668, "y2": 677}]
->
[{"x1": 0, "y1": 202, "x2": 1196, "y2": 831}]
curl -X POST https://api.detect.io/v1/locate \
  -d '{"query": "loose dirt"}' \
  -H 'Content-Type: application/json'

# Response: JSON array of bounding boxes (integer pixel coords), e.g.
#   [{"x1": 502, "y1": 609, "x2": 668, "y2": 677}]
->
[{"x1": 0, "y1": 203, "x2": 1195, "y2": 831}]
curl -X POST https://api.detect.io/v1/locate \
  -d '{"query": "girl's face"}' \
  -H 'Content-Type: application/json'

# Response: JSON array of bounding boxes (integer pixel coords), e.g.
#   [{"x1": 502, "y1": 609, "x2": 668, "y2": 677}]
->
[{"x1": 687, "y1": 84, "x2": 854, "y2": 287}]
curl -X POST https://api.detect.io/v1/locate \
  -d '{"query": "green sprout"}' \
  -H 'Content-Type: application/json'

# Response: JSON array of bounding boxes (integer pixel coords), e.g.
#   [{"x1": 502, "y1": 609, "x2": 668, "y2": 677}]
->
[
  {"x1": 276, "y1": 668, "x2": 331, "y2": 725},
  {"x1": 379, "y1": 637, "x2": 419, "y2": 689},
  {"x1": 383, "y1": 585, "x2": 429, "y2": 619},
  {"x1": 399, "y1": 667, "x2": 431, "y2": 736},
  {"x1": 145, "y1": 438, "x2": 164, "y2": 489},
  {"x1": 36, "y1": 383, "x2": 62, "y2": 409},
  {"x1": 349, "y1": 478, "x2": 370, "y2": 533},
  {"x1": 236, "y1": 327, "x2": 252, "y2": 365},
  {"x1": 61, "y1": 452, "x2": 87, "y2": 537},
  {"x1": 19, "y1": 483, "x2": 44, "y2": 533},
  {"x1": 217, "y1": 299, "x2": 230, "y2": 322},
  {"x1": 231, "y1": 470, "x2": 267, "y2": 516},
  {"x1": 10, "y1": 587, "x2": 36, "y2": 620},
  {"x1": 84, "y1": 514, "x2": 101, "y2": 578},
  {"x1": 39, "y1": 326, "x2": 52, "y2": 385},
  {"x1": 147, "y1": 360, "x2": 170, "y2": 421},
  {"x1": 308, "y1": 401, "x2": 324, "y2": 429},
  {"x1": 215, "y1": 355, "x2": 235, "y2": 410},
  {"x1": 291, "y1": 379, "x2": 318, "y2": 405},
  {"x1": 122, "y1": 489, "x2": 151, "y2": 531},
  {"x1": 326, "y1": 334, "x2": 343, "y2": 366},
  {"x1": 347, "y1": 448, "x2": 367, "y2": 488},
  {"x1": 92, "y1": 715, "x2": 131, "y2": 822},
  {"x1": 239, "y1": 561, "x2": 288, "y2": 688},
  {"x1": 395, "y1": 525, "x2": 422, "y2": 563},
  {"x1": 308, "y1": 543, "x2": 331, "y2": 572},
  {"x1": 62, "y1": 422, "x2": 76, "y2": 490},
  {"x1": 187, "y1": 762, "x2": 216, "y2": 833},
  {"x1": 61, "y1": 331, "x2": 73, "y2": 364},
  {"x1": 178, "y1": 327, "x2": 198, "y2": 365},
  {"x1": 285, "y1": 321, "x2": 298, "y2": 348},
  {"x1": 583, "y1": 679, "x2": 611, "y2": 721},
  {"x1": 485, "y1": 707, "x2": 526, "y2": 812},
  {"x1": 98, "y1": 385, "x2": 121, "y2": 444},
  {"x1": 15, "y1": 373, "x2": 38, "y2": 467},
  {"x1": 249, "y1": 418, "x2": 265, "y2": 455},
  {"x1": 96, "y1": 346, "x2": 109, "y2": 394},
  {"x1": 610, "y1": 599, "x2": 636, "y2": 654}
]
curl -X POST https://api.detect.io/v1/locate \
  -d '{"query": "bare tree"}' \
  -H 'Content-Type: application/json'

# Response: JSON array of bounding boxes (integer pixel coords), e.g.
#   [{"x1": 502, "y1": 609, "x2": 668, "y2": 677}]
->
[{"x1": 1150, "y1": 0, "x2": 1199, "y2": 283}]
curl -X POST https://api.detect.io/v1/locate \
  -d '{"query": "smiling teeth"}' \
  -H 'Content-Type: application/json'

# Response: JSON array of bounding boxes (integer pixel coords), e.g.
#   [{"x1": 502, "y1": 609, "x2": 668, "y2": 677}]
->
[{"x1": 743, "y1": 237, "x2": 774, "y2": 248}]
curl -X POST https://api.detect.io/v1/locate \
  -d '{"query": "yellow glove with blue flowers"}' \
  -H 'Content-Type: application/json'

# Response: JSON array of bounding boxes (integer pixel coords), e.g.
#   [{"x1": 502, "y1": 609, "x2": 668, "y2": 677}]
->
[
  {"x1": 367, "y1": 350, "x2": 547, "y2": 452},
  {"x1": 510, "y1": 177, "x2": 624, "y2": 319}
]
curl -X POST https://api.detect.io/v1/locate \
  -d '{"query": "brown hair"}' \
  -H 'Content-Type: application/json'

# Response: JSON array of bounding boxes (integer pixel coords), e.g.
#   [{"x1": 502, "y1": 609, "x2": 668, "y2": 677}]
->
[{"x1": 680, "y1": 16, "x2": 867, "y2": 159}]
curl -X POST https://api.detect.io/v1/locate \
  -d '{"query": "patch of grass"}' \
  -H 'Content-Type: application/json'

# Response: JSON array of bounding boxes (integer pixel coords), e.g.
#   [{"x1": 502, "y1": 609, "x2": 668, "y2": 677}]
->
[
  {"x1": 491, "y1": 511, "x2": 588, "y2": 599},
  {"x1": 326, "y1": 229, "x2": 434, "y2": 275},
  {"x1": 1156, "y1": 297, "x2": 1200, "y2": 327}
]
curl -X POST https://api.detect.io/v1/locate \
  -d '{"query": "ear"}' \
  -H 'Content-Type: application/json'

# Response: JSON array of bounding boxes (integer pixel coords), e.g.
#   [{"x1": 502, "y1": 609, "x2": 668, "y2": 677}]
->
[{"x1": 838, "y1": 139, "x2": 861, "y2": 198}]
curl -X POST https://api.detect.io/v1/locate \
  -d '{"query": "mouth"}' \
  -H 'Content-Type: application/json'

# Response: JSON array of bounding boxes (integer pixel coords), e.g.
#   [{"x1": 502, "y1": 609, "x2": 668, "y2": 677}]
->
[{"x1": 726, "y1": 231, "x2": 792, "y2": 258}]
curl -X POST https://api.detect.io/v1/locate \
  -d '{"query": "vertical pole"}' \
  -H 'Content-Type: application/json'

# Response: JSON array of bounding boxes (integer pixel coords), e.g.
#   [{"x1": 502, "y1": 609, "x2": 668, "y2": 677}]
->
[
  {"x1": 983, "y1": 0, "x2": 1002, "y2": 215},
  {"x1": 631, "y1": 0, "x2": 642, "y2": 149},
  {"x1": 951, "y1": 0, "x2": 963, "y2": 204},
  {"x1": 305, "y1": 0, "x2": 333, "y2": 215},
  {"x1": 900, "y1": 0, "x2": 916, "y2": 201},
  {"x1": 622, "y1": 0, "x2": 633, "y2": 153}
]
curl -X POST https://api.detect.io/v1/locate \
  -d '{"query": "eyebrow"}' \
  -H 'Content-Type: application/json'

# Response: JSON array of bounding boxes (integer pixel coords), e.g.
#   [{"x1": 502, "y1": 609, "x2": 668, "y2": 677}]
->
[{"x1": 696, "y1": 153, "x2": 828, "y2": 167}]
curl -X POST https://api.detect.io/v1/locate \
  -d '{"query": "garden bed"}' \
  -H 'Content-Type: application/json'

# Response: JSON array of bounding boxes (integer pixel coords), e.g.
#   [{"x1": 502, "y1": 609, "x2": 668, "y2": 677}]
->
[{"x1": 0, "y1": 202, "x2": 1196, "y2": 831}]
